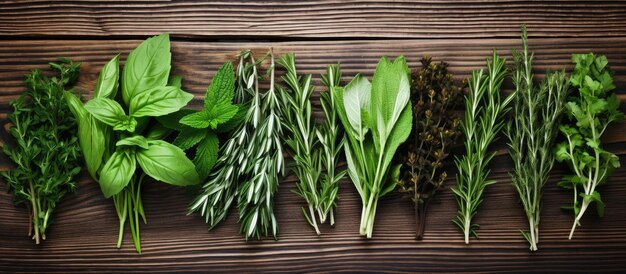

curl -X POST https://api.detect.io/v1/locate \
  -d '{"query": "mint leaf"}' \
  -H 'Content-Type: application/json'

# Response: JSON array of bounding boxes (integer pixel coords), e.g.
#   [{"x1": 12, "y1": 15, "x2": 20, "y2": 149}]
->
[
  {"x1": 205, "y1": 61, "x2": 235, "y2": 110},
  {"x1": 193, "y1": 130, "x2": 219, "y2": 180},
  {"x1": 173, "y1": 127, "x2": 207, "y2": 150},
  {"x1": 156, "y1": 109, "x2": 195, "y2": 130},
  {"x1": 180, "y1": 111, "x2": 211, "y2": 129},
  {"x1": 208, "y1": 104, "x2": 238, "y2": 129}
]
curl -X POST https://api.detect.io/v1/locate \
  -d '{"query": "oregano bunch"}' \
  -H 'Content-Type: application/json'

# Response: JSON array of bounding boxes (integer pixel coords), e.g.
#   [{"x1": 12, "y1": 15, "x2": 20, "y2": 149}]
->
[
  {"x1": 555, "y1": 52, "x2": 625, "y2": 239},
  {"x1": 1, "y1": 58, "x2": 82, "y2": 244},
  {"x1": 396, "y1": 56, "x2": 464, "y2": 239}
]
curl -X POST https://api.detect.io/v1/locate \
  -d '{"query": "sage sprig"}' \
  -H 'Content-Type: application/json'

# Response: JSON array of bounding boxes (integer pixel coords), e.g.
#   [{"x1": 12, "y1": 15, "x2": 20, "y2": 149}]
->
[
  {"x1": 1, "y1": 58, "x2": 82, "y2": 244},
  {"x1": 556, "y1": 53, "x2": 625, "y2": 239},
  {"x1": 506, "y1": 26, "x2": 570, "y2": 251},
  {"x1": 65, "y1": 34, "x2": 200, "y2": 253},
  {"x1": 335, "y1": 56, "x2": 413, "y2": 238},
  {"x1": 452, "y1": 50, "x2": 512, "y2": 244}
]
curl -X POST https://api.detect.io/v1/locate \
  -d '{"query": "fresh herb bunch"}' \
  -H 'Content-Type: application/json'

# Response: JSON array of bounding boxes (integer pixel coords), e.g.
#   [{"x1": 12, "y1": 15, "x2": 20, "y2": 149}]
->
[
  {"x1": 157, "y1": 61, "x2": 240, "y2": 181},
  {"x1": 506, "y1": 26, "x2": 570, "y2": 251},
  {"x1": 555, "y1": 53, "x2": 625, "y2": 239},
  {"x1": 189, "y1": 50, "x2": 261, "y2": 230},
  {"x1": 396, "y1": 56, "x2": 464, "y2": 239},
  {"x1": 334, "y1": 56, "x2": 413, "y2": 238},
  {"x1": 316, "y1": 64, "x2": 346, "y2": 228},
  {"x1": 277, "y1": 53, "x2": 322, "y2": 234},
  {"x1": 1, "y1": 58, "x2": 82, "y2": 244},
  {"x1": 452, "y1": 50, "x2": 512, "y2": 244},
  {"x1": 237, "y1": 49, "x2": 284, "y2": 240},
  {"x1": 65, "y1": 34, "x2": 200, "y2": 253},
  {"x1": 278, "y1": 55, "x2": 346, "y2": 234}
]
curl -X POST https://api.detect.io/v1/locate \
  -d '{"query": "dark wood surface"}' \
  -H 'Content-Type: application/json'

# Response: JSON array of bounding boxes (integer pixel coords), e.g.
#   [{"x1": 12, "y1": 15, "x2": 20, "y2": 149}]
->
[{"x1": 1, "y1": 1, "x2": 626, "y2": 273}]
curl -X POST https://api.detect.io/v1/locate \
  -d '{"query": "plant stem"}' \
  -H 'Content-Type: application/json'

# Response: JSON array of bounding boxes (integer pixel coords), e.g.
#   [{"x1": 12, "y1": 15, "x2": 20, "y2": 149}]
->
[{"x1": 28, "y1": 180, "x2": 40, "y2": 244}]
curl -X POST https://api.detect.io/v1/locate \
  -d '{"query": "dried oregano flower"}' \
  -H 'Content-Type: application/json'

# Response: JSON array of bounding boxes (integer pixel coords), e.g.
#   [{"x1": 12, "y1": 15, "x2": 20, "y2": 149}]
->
[{"x1": 396, "y1": 57, "x2": 465, "y2": 239}]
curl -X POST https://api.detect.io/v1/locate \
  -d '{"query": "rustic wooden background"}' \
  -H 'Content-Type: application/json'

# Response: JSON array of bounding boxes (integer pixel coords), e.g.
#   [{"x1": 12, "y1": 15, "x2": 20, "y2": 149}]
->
[{"x1": 1, "y1": 1, "x2": 626, "y2": 273}]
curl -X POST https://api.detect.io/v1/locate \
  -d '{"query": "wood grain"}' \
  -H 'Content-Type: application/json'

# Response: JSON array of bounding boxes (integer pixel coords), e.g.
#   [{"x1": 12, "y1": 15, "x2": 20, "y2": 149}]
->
[
  {"x1": 2, "y1": 0, "x2": 626, "y2": 39},
  {"x1": 0, "y1": 37, "x2": 626, "y2": 272}
]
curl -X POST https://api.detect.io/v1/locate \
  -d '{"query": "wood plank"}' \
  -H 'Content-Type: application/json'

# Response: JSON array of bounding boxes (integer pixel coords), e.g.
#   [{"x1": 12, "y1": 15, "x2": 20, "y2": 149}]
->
[
  {"x1": 1, "y1": 1, "x2": 626, "y2": 39},
  {"x1": 1, "y1": 38, "x2": 626, "y2": 272}
]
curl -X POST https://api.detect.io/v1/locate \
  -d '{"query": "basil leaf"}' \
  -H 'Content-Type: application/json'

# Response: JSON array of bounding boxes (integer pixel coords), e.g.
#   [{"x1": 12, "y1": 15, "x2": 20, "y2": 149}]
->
[
  {"x1": 129, "y1": 86, "x2": 194, "y2": 118},
  {"x1": 136, "y1": 140, "x2": 200, "y2": 186},
  {"x1": 84, "y1": 97, "x2": 128, "y2": 127},
  {"x1": 116, "y1": 135, "x2": 149, "y2": 149},
  {"x1": 168, "y1": 75, "x2": 182, "y2": 88},
  {"x1": 94, "y1": 54, "x2": 120, "y2": 99},
  {"x1": 99, "y1": 150, "x2": 136, "y2": 198},
  {"x1": 156, "y1": 109, "x2": 195, "y2": 130},
  {"x1": 122, "y1": 33, "x2": 171, "y2": 105},
  {"x1": 64, "y1": 91, "x2": 107, "y2": 179},
  {"x1": 145, "y1": 123, "x2": 173, "y2": 140}
]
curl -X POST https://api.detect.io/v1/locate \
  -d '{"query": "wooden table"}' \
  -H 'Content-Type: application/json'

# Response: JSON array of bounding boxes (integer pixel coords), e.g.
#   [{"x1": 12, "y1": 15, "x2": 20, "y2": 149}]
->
[{"x1": 1, "y1": 1, "x2": 625, "y2": 272}]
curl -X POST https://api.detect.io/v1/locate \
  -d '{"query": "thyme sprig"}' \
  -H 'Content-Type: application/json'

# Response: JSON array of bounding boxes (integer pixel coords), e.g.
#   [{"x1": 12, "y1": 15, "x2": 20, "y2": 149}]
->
[
  {"x1": 452, "y1": 50, "x2": 513, "y2": 244},
  {"x1": 506, "y1": 26, "x2": 570, "y2": 251},
  {"x1": 1, "y1": 58, "x2": 82, "y2": 244}
]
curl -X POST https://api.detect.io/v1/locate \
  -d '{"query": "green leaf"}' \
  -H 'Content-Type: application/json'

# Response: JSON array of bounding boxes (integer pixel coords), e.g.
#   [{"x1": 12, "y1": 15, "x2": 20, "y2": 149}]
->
[
  {"x1": 122, "y1": 33, "x2": 171, "y2": 105},
  {"x1": 581, "y1": 191, "x2": 605, "y2": 217},
  {"x1": 136, "y1": 140, "x2": 200, "y2": 186},
  {"x1": 94, "y1": 54, "x2": 120, "y2": 99},
  {"x1": 84, "y1": 97, "x2": 128, "y2": 127},
  {"x1": 145, "y1": 123, "x2": 173, "y2": 140},
  {"x1": 64, "y1": 91, "x2": 108, "y2": 179},
  {"x1": 116, "y1": 135, "x2": 149, "y2": 149},
  {"x1": 207, "y1": 104, "x2": 238, "y2": 129},
  {"x1": 173, "y1": 127, "x2": 207, "y2": 151},
  {"x1": 129, "y1": 86, "x2": 194, "y2": 118},
  {"x1": 205, "y1": 61, "x2": 235, "y2": 110},
  {"x1": 193, "y1": 130, "x2": 219, "y2": 180},
  {"x1": 342, "y1": 74, "x2": 371, "y2": 141},
  {"x1": 179, "y1": 111, "x2": 211, "y2": 129},
  {"x1": 156, "y1": 109, "x2": 196, "y2": 130},
  {"x1": 99, "y1": 150, "x2": 136, "y2": 198},
  {"x1": 369, "y1": 56, "x2": 411, "y2": 151}
]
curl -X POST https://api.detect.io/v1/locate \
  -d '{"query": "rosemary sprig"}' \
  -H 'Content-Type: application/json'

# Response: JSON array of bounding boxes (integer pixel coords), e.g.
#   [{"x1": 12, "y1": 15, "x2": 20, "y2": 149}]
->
[
  {"x1": 506, "y1": 26, "x2": 570, "y2": 251},
  {"x1": 316, "y1": 64, "x2": 346, "y2": 227},
  {"x1": 277, "y1": 55, "x2": 346, "y2": 234},
  {"x1": 189, "y1": 50, "x2": 259, "y2": 229},
  {"x1": 237, "y1": 49, "x2": 284, "y2": 240},
  {"x1": 277, "y1": 53, "x2": 322, "y2": 234},
  {"x1": 452, "y1": 50, "x2": 512, "y2": 244},
  {"x1": 396, "y1": 57, "x2": 464, "y2": 239}
]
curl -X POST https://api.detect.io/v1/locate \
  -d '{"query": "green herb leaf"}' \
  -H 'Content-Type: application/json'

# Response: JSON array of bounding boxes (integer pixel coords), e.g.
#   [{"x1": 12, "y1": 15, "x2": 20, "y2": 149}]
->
[
  {"x1": 173, "y1": 127, "x2": 207, "y2": 150},
  {"x1": 193, "y1": 131, "x2": 219, "y2": 180},
  {"x1": 129, "y1": 86, "x2": 194, "y2": 118},
  {"x1": 99, "y1": 150, "x2": 137, "y2": 198},
  {"x1": 116, "y1": 135, "x2": 149, "y2": 149},
  {"x1": 179, "y1": 111, "x2": 211, "y2": 129},
  {"x1": 122, "y1": 33, "x2": 171, "y2": 105},
  {"x1": 136, "y1": 140, "x2": 200, "y2": 186},
  {"x1": 94, "y1": 55, "x2": 120, "y2": 99}
]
